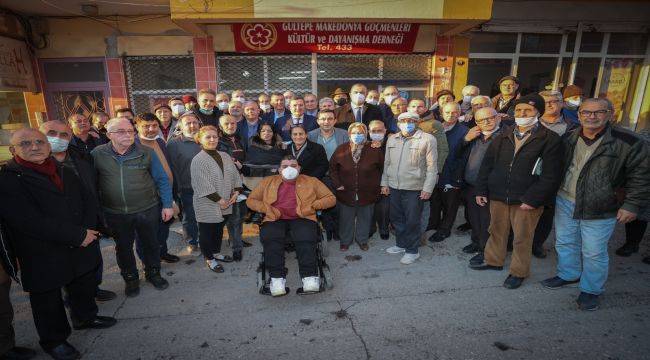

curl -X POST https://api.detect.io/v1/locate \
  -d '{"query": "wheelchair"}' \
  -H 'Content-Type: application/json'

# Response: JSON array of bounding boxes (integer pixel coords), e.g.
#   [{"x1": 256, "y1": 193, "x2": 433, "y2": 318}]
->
[{"x1": 254, "y1": 213, "x2": 334, "y2": 295}]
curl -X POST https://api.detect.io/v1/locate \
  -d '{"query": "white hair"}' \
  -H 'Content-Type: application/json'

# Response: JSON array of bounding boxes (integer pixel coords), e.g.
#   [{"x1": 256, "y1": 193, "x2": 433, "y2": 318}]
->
[
  {"x1": 319, "y1": 97, "x2": 334, "y2": 107},
  {"x1": 462, "y1": 85, "x2": 480, "y2": 96},
  {"x1": 105, "y1": 117, "x2": 132, "y2": 132},
  {"x1": 471, "y1": 95, "x2": 492, "y2": 106}
]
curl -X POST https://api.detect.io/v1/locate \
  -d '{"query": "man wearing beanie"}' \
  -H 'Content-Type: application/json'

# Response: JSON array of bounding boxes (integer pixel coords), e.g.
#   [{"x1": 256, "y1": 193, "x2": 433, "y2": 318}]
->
[
  {"x1": 182, "y1": 95, "x2": 197, "y2": 112},
  {"x1": 562, "y1": 84, "x2": 583, "y2": 124},
  {"x1": 470, "y1": 93, "x2": 564, "y2": 290}
]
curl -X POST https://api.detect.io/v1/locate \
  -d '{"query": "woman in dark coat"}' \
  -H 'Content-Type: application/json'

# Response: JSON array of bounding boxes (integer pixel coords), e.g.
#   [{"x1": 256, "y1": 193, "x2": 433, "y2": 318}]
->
[
  {"x1": 329, "y1": 123, "x2": 384, "y2": 251},
  {"x1": 243, "y1": 123, "x2": 286, "y2": 189},
  {"x1": 286, "y1": 125, "x2": 328, "y2": 180}
]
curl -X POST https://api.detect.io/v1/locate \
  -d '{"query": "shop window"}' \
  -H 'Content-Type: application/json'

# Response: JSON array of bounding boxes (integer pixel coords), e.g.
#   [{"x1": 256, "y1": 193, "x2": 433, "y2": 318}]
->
[
  {"x1": 598, "y1": 58, "x2": 643, "y2": 126},
  {"x1": 520, "y1": 33, "x2": 562, "y2": 54},
  {"x1": 0, "y1": 92, "x2": 30, "y2": 162},
  {"x1": 467, "y1": 58, "x2": 512, "y2": 97},
  {"x1": 469, "y1": 32, "x2": 518, "y2": 53},
  {"x1": 579, "y1": 32, "x2": 603, "y2": 53},
  {"x1": 124, "y1": 56, "x2": 196, "y2": 114},
  {"x1": 44, "y1": 61, "x2": 105, "y2": 83},
  {"x1": 607, "y1": 33, "x2": 649, "y2": 55},
  {"x1": 517, "y1": 57, "x2": 558, "y2": 95},
  {"x1": 48, "y1": 91, "x2": 106, "y2": 121}
]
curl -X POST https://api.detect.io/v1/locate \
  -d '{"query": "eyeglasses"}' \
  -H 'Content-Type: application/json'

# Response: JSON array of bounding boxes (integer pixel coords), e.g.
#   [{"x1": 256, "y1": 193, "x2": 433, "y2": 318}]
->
[
  {"x1": 579, "y1": 110, "x2": 610, "y2": 117},
  {"x1": 475, "y1": 115, "x2": 498, "y2": 124},
  {"x1": 109, "y1": 129, "x2": 135, "y2": 136},
  {"x1": 15, "y1": 139, "x2": 48, "y2": 148}
]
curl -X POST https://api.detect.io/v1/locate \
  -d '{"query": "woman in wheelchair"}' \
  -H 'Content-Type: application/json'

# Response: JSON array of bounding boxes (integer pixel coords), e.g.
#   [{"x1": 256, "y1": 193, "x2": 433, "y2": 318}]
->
[{"x1": 246, "y1": 155, "x2": 336, "y2": 296}]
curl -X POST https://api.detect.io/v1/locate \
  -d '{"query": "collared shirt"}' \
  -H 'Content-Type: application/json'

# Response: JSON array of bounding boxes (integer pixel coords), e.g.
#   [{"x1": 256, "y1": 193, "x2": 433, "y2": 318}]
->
[
  {"x1": 317, "y1": 132, "x2": 338, "y2": 160},
  {"x1": 514, "y1": 123, "x2": 539, "y2": 140},
  {"x1": 292, "y1": 116, "x2": 304, "y2": 126},
  {"x1": 351, "y1": 104, "x2": 364, "y2": 122},
  {"x1": 246, "y1": 120, "x2": 259, "y2": 139},
  {"x1": 274, "y1": 110, "x2": 286, "y2": 122},
  {"x1": 579, "y1": 127, "x2": 606, "y2": 146},
  {"x1": 306, "y1": 109, "x2": 318, "y2": 117},
  {"x1": 442, "y1": 121, "x2": 457, "y2": 133}
]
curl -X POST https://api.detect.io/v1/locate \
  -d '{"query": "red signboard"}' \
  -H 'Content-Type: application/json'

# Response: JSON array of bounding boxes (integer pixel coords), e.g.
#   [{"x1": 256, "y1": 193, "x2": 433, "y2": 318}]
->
[{"x1": 233, "y1": 22, "x2": 419, "y2": 54}]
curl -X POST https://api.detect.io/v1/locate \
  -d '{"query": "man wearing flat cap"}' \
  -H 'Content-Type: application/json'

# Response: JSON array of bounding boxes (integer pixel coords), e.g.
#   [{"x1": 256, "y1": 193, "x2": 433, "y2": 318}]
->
[
  {"x1": 492, "y1": 76, "x2": 521, "y2": 121},
  {"x1": 331, "y1": 87, "x2": 349, "y2": 108},
  {"x1": 470, "y1": 94, "x2": 564, "y2": 290}
]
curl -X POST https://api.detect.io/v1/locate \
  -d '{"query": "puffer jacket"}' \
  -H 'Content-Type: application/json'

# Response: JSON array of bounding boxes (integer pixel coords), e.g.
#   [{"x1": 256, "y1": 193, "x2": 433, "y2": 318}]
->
[{"x1": 563, "y1": 124, "x2": 649, "y2": 220}]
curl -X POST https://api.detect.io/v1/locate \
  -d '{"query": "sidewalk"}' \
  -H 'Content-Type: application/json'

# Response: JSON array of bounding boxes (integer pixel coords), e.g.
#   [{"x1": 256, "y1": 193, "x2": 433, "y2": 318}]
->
[{"x1": 11, "y1": 221, "x2": 650, "y2": 359}]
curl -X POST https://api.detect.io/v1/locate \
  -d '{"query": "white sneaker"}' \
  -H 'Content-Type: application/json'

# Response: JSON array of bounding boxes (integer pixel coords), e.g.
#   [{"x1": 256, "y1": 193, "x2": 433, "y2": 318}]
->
[
  {"x1": 270, "y1": 278, "x2": 286, "y2": 297},
  {"x1": 302, "y1": 276, "x2": 320, "y2": 292},
  {"x1": 386, "y1": 246, "x2": 406, "y2": 254},
  {"x1": 400, "y1": 253, "x2": 420, "y2": 264}
]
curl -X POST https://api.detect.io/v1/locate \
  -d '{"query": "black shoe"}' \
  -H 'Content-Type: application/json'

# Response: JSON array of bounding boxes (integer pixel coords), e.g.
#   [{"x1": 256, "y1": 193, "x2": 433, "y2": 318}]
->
[
  {"x1": 145, "y1": 269, "x2": 169, "y2": 290},
  {"x1": 541, "y1": 276, "x2": 579, "y2": 290},
  {"x1": 161, "y1": 253, "x2": 180, "y2": 263},
  {"x1": 577, "y1": 292, "x2": 599, "y2": 311},
  {"x1": 95, "y1": 288, "x2": 117, "y2": 302},
  {"x1": 44, "y1": 342, "x2": 80, "y2": 360},
  {"x1": 427, "y1": 231, "x2": 450, "y2": 243},
  {"x1": 615, "y1": 242, "x2": 639, "y2": 257},
  {"x1": 72, "y1": 315, "x2": 117, "y2": 330},
  {"x1": 503, "y1": 275, "x2": 524, "y2": 289},
  {"x1": 456, "y1": 222, "x2": 471, "y2": 232},
  {"x1": 124, "y1": 277, "x2": 140, "y2": 298},
  {"x1": 469, "y1": 255, "x2": 503, "y2": 271},
  {"x1": 532, "y1": 244, "x2": 547, "y2": 259},
  {"x1": 0, "y1": 346, "x2": 37, "y2": 360},
  {"x1": 643, "y1": 256, "x2": 650, "y2": 265},
  {"x1": 462, "y1": 243, "x2": 480, "y2": 254},
  {"x1": 233, "y1": 250, "x2": 243, "y2": 262},
  {"x1": 380, "y1": 233, "x2": 390, "y2": 240},
  {"x1": 469, "y1": 252, "x2": 484, "y2": 266},
  {"x1": 242, "y1": 241, "x2": 253, "y2": 248}
]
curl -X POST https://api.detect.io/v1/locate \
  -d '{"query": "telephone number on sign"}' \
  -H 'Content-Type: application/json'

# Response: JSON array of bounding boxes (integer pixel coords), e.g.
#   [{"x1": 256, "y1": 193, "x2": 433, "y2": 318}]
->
[{"x1": 316, "y1": 44, "x2": 354, "y2": 51}]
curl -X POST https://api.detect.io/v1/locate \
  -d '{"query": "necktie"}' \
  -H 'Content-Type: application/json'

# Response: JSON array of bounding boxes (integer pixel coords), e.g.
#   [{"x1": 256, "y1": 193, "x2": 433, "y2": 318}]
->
[{"x1": 355, "y1": 107, "x2": 362, "y2": 123}]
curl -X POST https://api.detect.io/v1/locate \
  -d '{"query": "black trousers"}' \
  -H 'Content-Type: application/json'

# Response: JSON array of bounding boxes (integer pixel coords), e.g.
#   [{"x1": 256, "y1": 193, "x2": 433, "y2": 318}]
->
[
  {"x1": 29, "y1": 269, "x2": 98, "y2": 350},
  {"x1": 625, "y1": 219, "x2": 648, "y2": 246},
  {"x1": 371, "y1": 194, "x2": 390, "y2": 236},
  {"x1": 464, "y1": 185, "x2": 490, "y2": 249},
  {"x1": 260, "y1": 219, "x2": 318, "y2": 278},
  {"x1": 0, "y1": 280, "x2": 14, "y2": 355},
  {"x1": 428, "y1": 187, "x2": 462, "y2": 233},
  {"x1": 532, "y1": 205, "x2": 555, "y2": 247},
  {"x1": 198, "y1": 218, "x2": 228, "y2": 260},
  {"x1": 105, "y1": 206, "x2": 161, "y2": 279}
]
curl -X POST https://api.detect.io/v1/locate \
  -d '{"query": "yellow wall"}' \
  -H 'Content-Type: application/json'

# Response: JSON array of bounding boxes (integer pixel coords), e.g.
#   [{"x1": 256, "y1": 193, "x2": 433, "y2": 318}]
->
[{"x1": 171, "y1": 0, "x2": 491, "y2": 21}]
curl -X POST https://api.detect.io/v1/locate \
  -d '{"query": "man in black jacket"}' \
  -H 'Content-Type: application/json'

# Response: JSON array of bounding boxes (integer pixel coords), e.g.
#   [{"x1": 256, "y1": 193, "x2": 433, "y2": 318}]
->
[
  {"x1": 40, "y1": 120, "x2": 117, "y2": 303},
  {"x1": 195, "y1": 88, "x2": 223, "y2": 127},
  {"x1": 334, "y1": 83, "x2": 384, "y2": 130},
  {"x1": 0, "y1": 129, "x2": 116, "y2": 360},
  {"x1": 541, "y1": 98, "x2": 650, "y2": 311},
  {"x1": 470, "y1": 94, "x2": 564, "y2": 290}
]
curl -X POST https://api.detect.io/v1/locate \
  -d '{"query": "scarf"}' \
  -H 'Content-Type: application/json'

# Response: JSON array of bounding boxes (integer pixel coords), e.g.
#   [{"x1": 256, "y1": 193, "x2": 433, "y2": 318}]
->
[
  {"x1": 14, "y1": 155, "x2": 63, "y2": 191},
  {"x1": 351, "y1": 143, "x2": 364, "y2": 164}
]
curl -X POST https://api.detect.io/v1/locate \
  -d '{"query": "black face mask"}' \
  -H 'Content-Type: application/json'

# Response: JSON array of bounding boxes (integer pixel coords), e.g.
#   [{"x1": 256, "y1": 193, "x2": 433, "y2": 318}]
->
[{"x1": 336, "y1": 98, "x2": 348, "y2": 106}]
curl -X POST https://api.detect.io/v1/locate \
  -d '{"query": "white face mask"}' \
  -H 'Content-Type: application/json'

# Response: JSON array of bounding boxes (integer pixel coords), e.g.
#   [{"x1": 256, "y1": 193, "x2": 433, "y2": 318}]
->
[
  {"x1": 260, "y1": 103, "x2": 271, "y2": 111},
  {"x1": 514, "y1": 116, "x2": 538, "y2": 127},
  {"x1": 172, "y1": 104, "x2": 185, "y2": 116},
  {"x1": 384, "y1": 95, "x2": 397, "y2": 107},
  {"x1": 366, "y1": 99, "x2": 378, "y2": 106},
  {"x1": 281, "y1": 166, "x2": 299, "y2": 180},
  {"x1": 140, "y1": 133, "x2": 160, "y2": 141},
  {"x1": 369, "y1": 133, "x2": 384, "y2": 142},
  {"x1": 481, "y1": 125, "x2": 500, "y2": 137},
  {"x1": 233, "y1": 96, "x2": 245, "y2": 103},
  {"x1": 566, "y1": 98, "x2": 581, "y2": 107},
  {"x1": 217, "y1": 101, "x2": 229, "y2": 111},
  {"x1": 351, "y1": 93, "x2": 366, "y2": 105}
]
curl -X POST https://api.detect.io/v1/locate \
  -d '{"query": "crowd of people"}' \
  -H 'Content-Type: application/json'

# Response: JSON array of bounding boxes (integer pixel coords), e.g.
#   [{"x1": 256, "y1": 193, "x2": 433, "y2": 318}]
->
[{"x1": 0, "y1": 75, "x2": 648, "y2": 359}]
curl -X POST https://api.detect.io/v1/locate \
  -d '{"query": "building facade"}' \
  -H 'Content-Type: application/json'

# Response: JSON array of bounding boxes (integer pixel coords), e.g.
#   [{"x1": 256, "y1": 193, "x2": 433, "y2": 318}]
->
[{"x1": 0, "y1": 0, "x2": 649, "y2": 162}]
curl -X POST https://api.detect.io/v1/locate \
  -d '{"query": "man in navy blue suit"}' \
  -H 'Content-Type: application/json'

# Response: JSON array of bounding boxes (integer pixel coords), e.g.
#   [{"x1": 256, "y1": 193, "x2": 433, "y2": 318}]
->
[
  {"x1": 262, "y1": 92, "x2": 288, "y2": 125},
  {"x1": 237, "y1": 101, "x2": 269, "y2": 150},
  {"x1": 274, "y1": 97, "x2": 318, "y2": 141}
]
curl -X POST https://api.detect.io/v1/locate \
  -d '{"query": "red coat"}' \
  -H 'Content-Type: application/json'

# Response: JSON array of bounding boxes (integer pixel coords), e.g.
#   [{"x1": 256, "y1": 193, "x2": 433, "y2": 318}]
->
[{"x1": 329, "y1": 143, "x2": 384, "y2": 206}]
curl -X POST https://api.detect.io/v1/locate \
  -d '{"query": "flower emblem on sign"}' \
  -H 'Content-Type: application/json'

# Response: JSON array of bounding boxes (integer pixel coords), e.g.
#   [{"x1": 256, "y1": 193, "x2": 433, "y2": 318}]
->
[{"x1": 240, "y1": 23, "x2": 277, "y2": 51}]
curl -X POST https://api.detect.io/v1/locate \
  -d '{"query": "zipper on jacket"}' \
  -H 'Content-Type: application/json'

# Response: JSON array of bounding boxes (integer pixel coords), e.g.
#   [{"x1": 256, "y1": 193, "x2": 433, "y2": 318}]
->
[{"x1": 119, "y1": 162, "x2": 128, "y2": 213}]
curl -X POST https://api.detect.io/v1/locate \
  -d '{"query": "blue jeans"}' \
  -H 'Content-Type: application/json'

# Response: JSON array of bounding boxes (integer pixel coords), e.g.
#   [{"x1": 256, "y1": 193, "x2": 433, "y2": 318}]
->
[
  {"x1": 554, "y1": 196, "x2": 617, "y2": 295},
  {"x1": 389, "y1": 188, "x2": 423, "y2": 254},
  {"x1": 227, "y1": 201, "x2": 246, "y2": 252},
  {"x1": 180, "y1": 188, "x2": 199, "y2": 245}
]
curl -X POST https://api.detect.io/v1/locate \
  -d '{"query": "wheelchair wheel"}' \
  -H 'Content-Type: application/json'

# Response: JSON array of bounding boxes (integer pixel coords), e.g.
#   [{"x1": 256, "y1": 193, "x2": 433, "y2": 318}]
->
[
  {"x1": 321, "y1": 264, "x2": 334, "y2": 290},
  {"x1": 256, "y1": 270, "x2": 265, "y2": 294},
  {"x1": 319, "y1": 238, "x2": 329, "y2": 258}
]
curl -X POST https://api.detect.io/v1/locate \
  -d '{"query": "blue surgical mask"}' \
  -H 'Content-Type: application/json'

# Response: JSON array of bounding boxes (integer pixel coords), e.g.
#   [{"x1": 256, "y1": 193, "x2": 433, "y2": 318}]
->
[
  {"x1": 47, "y1": 136, "x2": 69, "y2": 153},
  {"x1": 199, "y1": 108, "x2": 214, "y2": 115},
  {"x1": 350, "y1": 133, "x2": 366, "y2": 144},
  {"x1": 399, "y1": 122, "x2": 416, "y2": 134}
]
